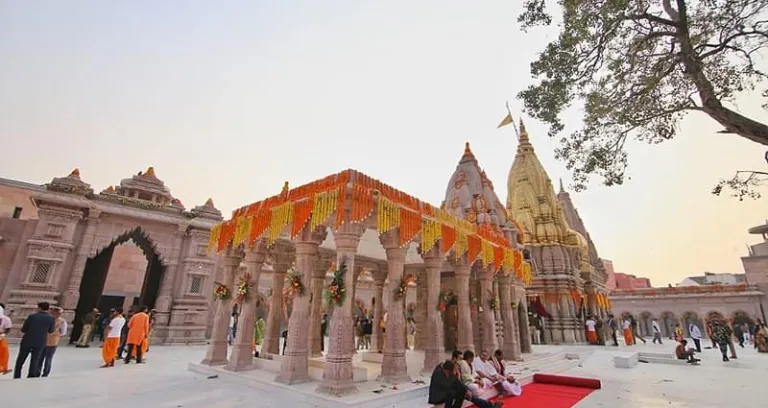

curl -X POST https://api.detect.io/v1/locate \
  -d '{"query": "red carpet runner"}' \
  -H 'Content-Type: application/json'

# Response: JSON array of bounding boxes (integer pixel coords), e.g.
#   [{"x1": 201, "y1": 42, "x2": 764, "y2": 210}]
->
[{"x1": 494, "y1": 382, "x2": 596, "y2": 407}]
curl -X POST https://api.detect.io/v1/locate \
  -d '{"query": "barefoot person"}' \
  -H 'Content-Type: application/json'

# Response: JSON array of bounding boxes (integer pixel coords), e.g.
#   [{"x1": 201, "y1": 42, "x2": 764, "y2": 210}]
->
[
  {"x1": 124, "y1": 306, "x2": 149, "y2": 364},
  {"x1": 102, "y1": 308, "x2": 125, "y2": 368},
  {"x1": 0, "y1": 305, "x2": 12, "y2": 375}
]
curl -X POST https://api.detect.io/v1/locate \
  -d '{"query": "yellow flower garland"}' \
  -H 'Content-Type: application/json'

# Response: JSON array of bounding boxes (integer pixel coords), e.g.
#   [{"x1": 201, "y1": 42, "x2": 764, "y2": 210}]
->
[
  {"x1": 421, "y1": 218, "x2": 441, "y2": 253},
  {"x1": 481, "y1": 240, "x2": 494, "y2": 268},
  {"x1": 376, "y1": 196, "x2": 400, "y2": 235},
  {"x1": 454, "y1": 230, "x2": 468, "y2": 258},
  {"x1": 269, "y1": 202, "x2": 294, "y2": 245},
  {"x1": 310, "y1": 189, "x2": 337, "y2": 231},
  {"x1": 207, "y1": 224, "x2": 222, "y2": 254}
]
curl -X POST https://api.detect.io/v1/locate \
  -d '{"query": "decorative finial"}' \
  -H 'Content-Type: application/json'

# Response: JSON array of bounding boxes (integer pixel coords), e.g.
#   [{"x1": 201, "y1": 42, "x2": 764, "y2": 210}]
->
[
  {"x1": 145, "y1": 166, "x2": 156, "y2": 178},
  {"x1": 69, "y1": 168, "x2": 81, "y2": 178},
  {"x1": 519, "y1": 118, "x2": 529, "y2": 142},
  {"x1": 461, "y1": 142, "x2": 476, "y2": 161},
  {"x1": 282, "y1": 181, "x2": 289, "y2": 194},
  {"x1": 559, "y1": 178, "x2": 565, "y2": 193},
  {"x1": 205, "y1": 197, "x2": 215, "y2": 207}
]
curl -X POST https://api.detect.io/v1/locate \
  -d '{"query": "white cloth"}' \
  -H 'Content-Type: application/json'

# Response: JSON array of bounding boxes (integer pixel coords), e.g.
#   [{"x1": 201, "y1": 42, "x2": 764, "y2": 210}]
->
[
  {"x1": 622, "y1": 320, "x2": 631, "y2": 330},
  {"x1": 59, "y1": 319, "x2": 68, "y2": 335},
  {"x1": 586, "y1": 320, "x2": 596, "y2": 331},
  {"x1": 0, "y1": 315, "x2": 11, "y2": 331},
  {"x1": 107, "y1": 316, "x2": 126, "y2": 338},
  {"x1": 689, "y1": 325, "x2": 702, "y2": 340},
  {"x1": 652, "y1": 321, "x2": 661, "y2": 333},
  {"x1": 501, "y1": 379, "x2": 523, "y2": 396},
  {"x1": 229, "y1": 316, "x2": 235, "y2": 329}
]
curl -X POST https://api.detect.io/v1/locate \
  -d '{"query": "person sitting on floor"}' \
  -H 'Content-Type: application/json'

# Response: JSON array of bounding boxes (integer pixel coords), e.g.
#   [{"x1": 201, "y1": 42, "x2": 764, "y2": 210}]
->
[
  {"x1": 489, "y1": 349, "x2": 523, "y2": 397},
  {"x1": 473, "y1": 349, "x2": 522, "y2": 397},
  {"x1": 457, "y1": 350, "x2": 493, "y2": 396},
  {"x1": 675, "y1": 339, "x2": 700, "y2": 364},
  {"x1": 428, "y1": 360, "x2": 502, "y2": 408}
]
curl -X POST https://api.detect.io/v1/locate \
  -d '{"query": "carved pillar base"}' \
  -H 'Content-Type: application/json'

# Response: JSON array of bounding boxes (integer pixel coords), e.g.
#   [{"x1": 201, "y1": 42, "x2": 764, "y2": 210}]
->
[{"x1": 226, "y1": 246, "x2": 266, "y2": 372}]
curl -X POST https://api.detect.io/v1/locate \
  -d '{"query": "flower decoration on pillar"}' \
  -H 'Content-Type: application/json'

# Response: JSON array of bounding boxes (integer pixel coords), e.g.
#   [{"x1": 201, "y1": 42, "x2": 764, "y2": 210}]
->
[
  {"x1": 393, "y1": 274, "x2": 416, "y2": 300},
  {"x1": 213, "y1": 282, "x2": 231, "y2": 300},
  {"x1": 437, "y1": 289, "x2": 458, "y2": 312},
  {"x1": 324, "y1": 258, "x2": 347, "y2": 307},
  {"x1": 235, "y1": 273, "x2": 253, "y2": 304},
  {"x1": 489, "y1": 296, "x2": 500, "y2": 312},
  {"x1": 469, "y1": 296, "x2": 479, "y2": 313},
  {"x1": 282, "y1": 269, "x2": 305, "y2": 299}
]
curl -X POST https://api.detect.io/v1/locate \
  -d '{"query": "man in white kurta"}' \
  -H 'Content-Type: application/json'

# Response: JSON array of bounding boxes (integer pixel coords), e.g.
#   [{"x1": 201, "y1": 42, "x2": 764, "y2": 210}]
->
[
  {"x1": 474, "y1": 350, "x2": 522, "y2": 396},
  {"x1": 458, "y1": 350, "x2": 492, "y2": 395}
]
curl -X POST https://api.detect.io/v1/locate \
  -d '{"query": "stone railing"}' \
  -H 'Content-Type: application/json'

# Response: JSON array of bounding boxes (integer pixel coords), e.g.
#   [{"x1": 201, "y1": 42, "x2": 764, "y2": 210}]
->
[{"x1": 610, "y1": 283, "x2": 761, "y2": 298}]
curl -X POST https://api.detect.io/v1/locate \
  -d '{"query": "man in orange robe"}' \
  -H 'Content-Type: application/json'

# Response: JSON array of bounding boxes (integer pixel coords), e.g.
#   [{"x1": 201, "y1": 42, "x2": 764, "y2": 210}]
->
[
  {"x1": 124, "y1": 306, "x2": 149, "y2": 364},
  {"x1": 0, "y1": 304, "x2": 12, "y2": 374},
  {"x1": 102, "y1": 308, "x2": 125, "y2": 367}
]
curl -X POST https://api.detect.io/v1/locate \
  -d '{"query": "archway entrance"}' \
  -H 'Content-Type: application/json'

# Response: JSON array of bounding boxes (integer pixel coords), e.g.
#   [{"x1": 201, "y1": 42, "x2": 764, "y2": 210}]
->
[{"x1": 70, "y1": 227, "x2": 165, "y2": 344}]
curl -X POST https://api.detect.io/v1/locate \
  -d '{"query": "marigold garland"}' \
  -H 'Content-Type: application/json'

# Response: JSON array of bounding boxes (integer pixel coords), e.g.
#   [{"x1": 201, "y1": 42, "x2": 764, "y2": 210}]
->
[
  {"x1": 268, "y1": 202, "x2": 294, "y2": 245},
  {"x1": 235, "y1": 273, "x2": 253, "y2": 304},
  {"x1": 324, "y1": 259, "x2": 348, "y2": 307},
  {"x1": 291, "y1": 199, "x2": 313, "y2": 238},
  {"x1": 213, "y1": 282, "x2": 231, "y2": 300},
  {"x1": 489, "y1": 296, "x2": 500, "y2": 312},
  {"x1": 310, "y1": 189, "x2": 337, "y2": 231},
  {"x1": 393, "y1": 274, "x2": 416, "y2": 300},
  {"x1": 421, "y1": 218, "x2": 441, "y2": 253},
  {"x1": 283, "y1": 269, "x2": 306, "y2": 298},
  {"x1": 377, "y1": 196, "x2": 400, "y2": 235}
]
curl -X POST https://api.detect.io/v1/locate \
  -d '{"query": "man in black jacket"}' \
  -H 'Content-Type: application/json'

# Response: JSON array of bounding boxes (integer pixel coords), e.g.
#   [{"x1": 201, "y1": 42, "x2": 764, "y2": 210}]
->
[
  {"x1": 428, "y1": 360, "x2": 501, "y2": 408},
  {"x1": 14, "y1": 302, "x2": 55, "y2": 378}
]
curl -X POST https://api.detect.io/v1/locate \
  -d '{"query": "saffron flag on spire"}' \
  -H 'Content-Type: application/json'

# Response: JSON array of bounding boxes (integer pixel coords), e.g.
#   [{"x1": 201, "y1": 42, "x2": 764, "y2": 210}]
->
[{"x1": 497, "y1": 112, "x2": 513, "y2": 128}]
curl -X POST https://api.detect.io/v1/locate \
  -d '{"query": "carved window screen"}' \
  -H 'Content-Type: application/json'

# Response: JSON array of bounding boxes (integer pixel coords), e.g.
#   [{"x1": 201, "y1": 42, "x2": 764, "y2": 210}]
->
[
  {"x1": 31, "y1": 262, "x2": 52, "y2": 283},
  {"x1": 190, "y1": 276, "x2": 203, "y2": 294},
  {"x1": 45, "y1": 223, "x2": 65, "y2": 237},
  {"x1": 196, "y1": 244, "x2": 207, "y2": 257}
]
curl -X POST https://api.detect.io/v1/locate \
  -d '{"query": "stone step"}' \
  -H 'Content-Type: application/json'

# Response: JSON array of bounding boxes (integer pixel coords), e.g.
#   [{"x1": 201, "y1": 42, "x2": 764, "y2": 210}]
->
[{"x1": 638, "y1": 356, "x2": 697, "y2": 366}]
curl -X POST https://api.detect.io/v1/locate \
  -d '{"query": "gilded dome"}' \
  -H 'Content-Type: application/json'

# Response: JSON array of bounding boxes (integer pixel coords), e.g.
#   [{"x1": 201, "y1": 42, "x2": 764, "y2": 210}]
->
[{"x1": 506, "y1": 119, "x2": 584, "y2": 250}]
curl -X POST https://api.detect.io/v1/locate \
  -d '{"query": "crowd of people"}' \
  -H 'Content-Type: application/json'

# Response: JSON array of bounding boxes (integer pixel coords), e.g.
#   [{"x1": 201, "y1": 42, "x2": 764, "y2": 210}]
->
[{"x1": 0, "y1": 302, "x2": 155, "y2": 378}]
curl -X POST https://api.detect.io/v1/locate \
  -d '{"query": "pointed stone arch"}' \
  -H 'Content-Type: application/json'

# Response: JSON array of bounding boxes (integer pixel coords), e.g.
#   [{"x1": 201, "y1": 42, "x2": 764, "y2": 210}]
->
[
  {"x1": 90, "y1": 226, "x2": 169, "y2": 266},
  {"x1": 639, "y1": 311, "x2": 654, "y2": 337}
]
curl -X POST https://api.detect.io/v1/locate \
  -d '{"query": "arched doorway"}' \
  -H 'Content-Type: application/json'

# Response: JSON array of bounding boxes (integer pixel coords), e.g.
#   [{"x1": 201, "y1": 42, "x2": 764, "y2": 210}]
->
[
  {"x1": 732, "y1": 310, "x2": 754, "y2": 330},
  {"x1": 682, "y1": 311, "x2": 702, "y2": 337},
  {"x1": 639, "y1": 312, "x2": 653, "y2": 337},
  {"x1": 70, "y1": 227, "x2": 165, "y2": 344},
  {"x1": 660, "y1": 311, "x2": 676, "y2": 338}
]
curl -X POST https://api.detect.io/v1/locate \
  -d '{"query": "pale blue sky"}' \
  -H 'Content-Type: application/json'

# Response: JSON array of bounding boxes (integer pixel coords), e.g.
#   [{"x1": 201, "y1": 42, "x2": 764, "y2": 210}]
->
[{"x1": 1, "y1": 1, "x2": 766, "y2": 286}]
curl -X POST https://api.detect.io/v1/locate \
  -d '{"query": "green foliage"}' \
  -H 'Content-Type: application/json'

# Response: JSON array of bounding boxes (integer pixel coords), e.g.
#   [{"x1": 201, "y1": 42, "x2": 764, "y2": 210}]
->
[{"x1": 518, "y1": 0, "x2": 768, "y2": 192}]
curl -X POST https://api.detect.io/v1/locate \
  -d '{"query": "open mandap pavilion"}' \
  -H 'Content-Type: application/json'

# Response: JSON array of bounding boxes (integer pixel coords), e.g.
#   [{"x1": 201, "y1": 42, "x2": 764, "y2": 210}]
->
[{"x1": 199, "y1": 150, "x2": 533, "y2": 397}]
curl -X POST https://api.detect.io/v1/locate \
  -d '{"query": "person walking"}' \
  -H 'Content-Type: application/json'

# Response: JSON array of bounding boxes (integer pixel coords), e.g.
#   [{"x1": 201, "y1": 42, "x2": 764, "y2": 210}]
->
[
  {"x1": 651, "y1": 318, "x2": 663, "y2": 344},
  {"x1": 14, "y1": 302, "x2": 55, "y2": 378},
  {"x1": 711, "y1": 319, "x2": 734, "y2": 362},
  {"x1": 76, "y1": 308, "x2": 99, "y2": 347},
  {"x1": 688, "y1": 323, "x2": 702, "y2": 353},
  {"x1": 124, "y1": 306, "x2": 149, "y2": 364},
  {"x1": 607, "y1": 314, "x2": 619, "y2": 346},
  {"x1": 102, "y1": 308, "x2": 125, "y2": 368},
  {"x1": 38, "y1": 306, "x2": 67, "y2": 377}
]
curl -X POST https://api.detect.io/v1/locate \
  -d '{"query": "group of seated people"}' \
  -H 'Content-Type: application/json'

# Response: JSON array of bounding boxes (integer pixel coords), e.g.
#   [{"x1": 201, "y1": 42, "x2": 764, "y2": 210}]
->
[
  {"x1": 675, "y1": 339, "x2": 701, "y2": 364},
  {"x1": 428, "y1": 349, "x2": 522, "y2": 408}
]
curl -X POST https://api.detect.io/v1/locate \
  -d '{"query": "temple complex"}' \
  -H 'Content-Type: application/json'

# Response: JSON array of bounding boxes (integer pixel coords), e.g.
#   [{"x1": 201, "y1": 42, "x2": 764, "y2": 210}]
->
[
  {"x1": 505, "y1": 120, "x2": 610, "y2": 344},
  {"x1": 200, "y1": 144, "x2": 534, "y2": 396},
  {"x1": 0, "y1": 167, "x2": 222, "y2": 344}
]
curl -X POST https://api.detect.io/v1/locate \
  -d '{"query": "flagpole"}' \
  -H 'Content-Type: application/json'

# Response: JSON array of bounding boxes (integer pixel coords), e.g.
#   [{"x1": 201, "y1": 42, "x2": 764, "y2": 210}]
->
[{"x1": 505, "y1": 100, "x2": 520, "y2": 139}]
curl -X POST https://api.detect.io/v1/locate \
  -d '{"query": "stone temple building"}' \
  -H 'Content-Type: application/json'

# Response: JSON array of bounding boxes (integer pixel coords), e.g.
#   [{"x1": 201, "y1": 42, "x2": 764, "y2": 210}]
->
[
  {"x1": 505, "y1": 120, "x2": 609, "y2": 344},
  {"x1": 0, "y1": 167, "x2": 222, "y2": 345}
]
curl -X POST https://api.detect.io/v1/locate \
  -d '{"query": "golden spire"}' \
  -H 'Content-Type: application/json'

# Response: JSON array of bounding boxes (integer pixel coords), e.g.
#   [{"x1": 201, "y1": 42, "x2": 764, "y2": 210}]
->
[
  {"x1": 69, "y1": 168, "x2": 81, "y2": 178},
  {"x1": 205, "y1": 197, "x2": 215, "y2": 207},
  {"x1": 145, "y1": 166, "x2": 156, "y2": 178},
  {"x1": 519, "y1": 119, "x2": 530, "y2": 144}
]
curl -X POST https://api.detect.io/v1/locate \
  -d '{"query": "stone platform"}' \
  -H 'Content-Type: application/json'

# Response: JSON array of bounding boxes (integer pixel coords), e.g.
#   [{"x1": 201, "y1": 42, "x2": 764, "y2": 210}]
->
[{"x1": 5, "y1": 342, "x2": 768, "y2": 407}]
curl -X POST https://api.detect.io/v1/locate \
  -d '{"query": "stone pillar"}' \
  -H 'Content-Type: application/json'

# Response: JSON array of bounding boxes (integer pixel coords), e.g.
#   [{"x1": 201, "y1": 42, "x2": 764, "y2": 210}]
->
[
  {"x1": 201, "y1": 251, "x2": 241, "y2": 366},
  {"x1": 226, "y1": 244, "x2": 267, "y2": 371},
  {"x1": 154, "y1": 224, "x2": 187, "y2": 331},
  {"x1": 471, "y1": 277, "x2": 483, "y2": 352},
  {"x1": 421, "y1": 247, "x2": 444, "y2": 373},
  {"x1": 479, "y1": 270, "x2": 498, "y2": 353},
  {"x1": 317, "y1": 223, "x2": 363, "y2": 397},
  {"x1": 277, "y1": 228, "x2": 326, "y2": 384},
  {"x1": 308, "y1": 257, "x2": 329, "y2": 357},
  {"x1": 60, "y1": 210, "x2": 101, "y2": 323},
  {"x1": 349, "y1": 266, "x2": 362, "y2": 354},
  {"x1": 371, "y1": 271, "x2": 385, "y2": 352},
  {"x1": 263, "y1": 250, "x2": 293, "y2": 355},
  {"x1": 414, "y1": 269, "x2": 427, "y2": 351},
  {"x1": 560, "y1": 294, "x2": 576, "y2": 343},
  {"x1": 498, "y1": 274, "x2": 519, "y2": 360},
  {"x1": 454, "y1": 259, "x2": 474, "y2": 352},
  {"x1": 377, "y1": 230, "x2": 410, "y2": 383}
]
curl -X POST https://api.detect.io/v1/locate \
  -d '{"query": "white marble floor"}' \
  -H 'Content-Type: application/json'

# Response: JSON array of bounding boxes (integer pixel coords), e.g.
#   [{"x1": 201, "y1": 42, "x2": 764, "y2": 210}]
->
[{"x1": 2, "y1": 341, "x2": 766, "y2": 408}]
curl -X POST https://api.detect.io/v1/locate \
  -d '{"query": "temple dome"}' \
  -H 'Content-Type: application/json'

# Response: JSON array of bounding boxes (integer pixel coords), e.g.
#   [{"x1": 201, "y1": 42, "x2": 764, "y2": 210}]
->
[
  {"x1": 443, "y1": 142, "x2": 522, "y2": 245},
  {"x1": 506, "y1": 120, "x2": 585, "y2": 250},
  {"x1": 115, "y1": 166, "x2": 175, "y2": 206}
]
